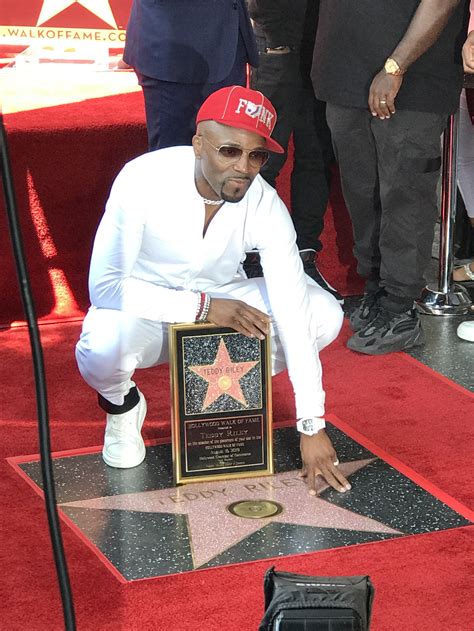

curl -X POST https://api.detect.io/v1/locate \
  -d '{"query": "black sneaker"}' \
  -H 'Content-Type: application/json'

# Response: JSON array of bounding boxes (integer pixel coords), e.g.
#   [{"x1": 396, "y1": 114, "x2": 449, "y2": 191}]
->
[
  {"x1": 347, "y1": 306, "x2": 424, "y2": 355},
  {"x1": 300, "y1": 249, "x2": 344, "y2": 303},
  {"x1": 243, "y1": 251, "x2": 263, "y2": 278},
  {"x1": 349, "y1": 289, "x2": 384, "y2": 332}
]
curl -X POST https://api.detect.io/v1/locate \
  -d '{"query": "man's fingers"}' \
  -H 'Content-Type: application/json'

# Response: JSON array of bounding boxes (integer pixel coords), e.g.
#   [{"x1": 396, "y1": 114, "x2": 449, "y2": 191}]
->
[
  {"x1": 235, "y1": 304, "x2": 270, "y2": 338},
  {"x1": 378, "y1": 99, "x2": 391, "y2": 119},
  {"x1": 304, "y1": 464, "x2": 318, "y2": 496},
  {"x1": 369, "y1": 93, "x2": 388, "y2": 119},
  {"x1": 235, "y1": 314, "x2": 261, "y2": 337},
  {"x1": 369, "y1": 91, "x2": 379, "y2": 117},
  {"x1": 244, "y1": 303, "x2": 270, "y2": 322},
  {"x1": 234, "y1": 321, "x2": 260, "y2": 339},
  {"x1": 301, "y1": 460, "x2": 351, "y2": 495},
  {"x1": 300, "y1": 464, "x2": 322, "y2": 479},
  {"x1": 386, "y1": 95, "x2": 396, "y2": 114},
  {"x1": 322, "y1": 462, "x2": 351, "y2": 493},
  {"x1": 236, "y1": 312, "x2": 268, "y2": 339},
  {"x1": 369, "y1": 71, "x2": 402, "y2": 119},
  {"x1": 371, "y1": 94, "x2": 391, "y2": 119},
  {"x1": 208, "y1": 298, "x2": 270, "y2": 338},
  {"x1": 299, "y1": 466, "x2": 307, "y2": 479},
  {"x1": 300, "y1": 432, "x2": 352, "y2": 496}
]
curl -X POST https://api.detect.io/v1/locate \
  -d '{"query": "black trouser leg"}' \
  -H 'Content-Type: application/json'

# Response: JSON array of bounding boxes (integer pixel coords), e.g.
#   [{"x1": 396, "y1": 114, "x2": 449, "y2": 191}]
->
[
  {"x1": 326, "y1": 104, "x2": 382, "y2": 286},
  {"x1": 291, "y1": 89, "x2": 332, "y2": 251},
  {"x1": 250, "y1": 39, "x2": 302, "y2": 187},
  {"x1": 251, "y1": 39, "x2": 334, "y2": 251},
  {"x1": 326, "y1": 103, "x2": 446, "y2": 302}
]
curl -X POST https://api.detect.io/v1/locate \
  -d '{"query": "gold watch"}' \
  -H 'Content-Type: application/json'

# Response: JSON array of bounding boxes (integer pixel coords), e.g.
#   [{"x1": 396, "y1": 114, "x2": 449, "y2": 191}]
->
[{"x1": 384, "y1": 57, "x2": 405, "y2": 76}]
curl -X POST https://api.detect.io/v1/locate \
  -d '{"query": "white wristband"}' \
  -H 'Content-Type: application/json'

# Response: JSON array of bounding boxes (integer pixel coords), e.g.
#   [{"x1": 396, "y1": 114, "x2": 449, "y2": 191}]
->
[{"x1": 296, "y1": 417, "x2": 325, "y2": 436}]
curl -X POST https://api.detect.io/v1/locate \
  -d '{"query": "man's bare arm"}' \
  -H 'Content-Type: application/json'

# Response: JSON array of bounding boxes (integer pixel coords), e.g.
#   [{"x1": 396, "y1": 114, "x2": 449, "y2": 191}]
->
[
  {"x1": 392, "y1": 0, "x2": 461, "y2": 71},
  {"x1": 463, "y1": 30, "x2": 474, "y2": 71},
  {"x1": 369, "y1": 0, "x2": 462, "y2": 119}
]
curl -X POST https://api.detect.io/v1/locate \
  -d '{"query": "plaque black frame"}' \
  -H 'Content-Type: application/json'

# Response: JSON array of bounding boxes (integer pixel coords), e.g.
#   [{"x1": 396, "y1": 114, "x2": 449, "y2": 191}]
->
[{"x1": 168, "y1": 323, "x2": 273, "y2": 485}]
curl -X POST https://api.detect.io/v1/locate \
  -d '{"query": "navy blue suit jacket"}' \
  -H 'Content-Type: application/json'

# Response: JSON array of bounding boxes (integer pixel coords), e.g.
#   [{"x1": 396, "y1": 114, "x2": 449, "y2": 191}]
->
[{"x1": 123, "y1": 0, "x2": 258, "y2": 84}]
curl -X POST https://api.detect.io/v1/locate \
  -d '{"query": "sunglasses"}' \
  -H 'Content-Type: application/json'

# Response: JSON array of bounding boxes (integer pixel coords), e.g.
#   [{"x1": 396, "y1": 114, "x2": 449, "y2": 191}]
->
[{"x1": 200, "y1": 135, "x2": 270, "y2": 168}]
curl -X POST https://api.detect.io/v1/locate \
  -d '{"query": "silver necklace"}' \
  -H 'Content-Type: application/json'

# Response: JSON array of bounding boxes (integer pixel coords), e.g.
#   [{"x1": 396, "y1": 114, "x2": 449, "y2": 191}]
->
[{"x1": 201, "y1": 196, "x2": 224, "y2": 206}]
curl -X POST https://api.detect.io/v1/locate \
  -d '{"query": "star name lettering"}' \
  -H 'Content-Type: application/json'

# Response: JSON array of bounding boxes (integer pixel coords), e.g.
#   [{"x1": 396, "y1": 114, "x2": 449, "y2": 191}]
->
[
  {"x1": 197, "y1": 428, "x2": 249, "y2": 441},
  {"x1": 200, "y1": 366, "x2": 245, "y2": 376},
  {"x1": 167, "y1": 488, "x2": 227, "y2": 504},
  {"x1": 226, "y1": 429, "x2": 249, "y2": 438},
  {"x1": 244, "y1": 477, "x2": 303, "y2": 491}
]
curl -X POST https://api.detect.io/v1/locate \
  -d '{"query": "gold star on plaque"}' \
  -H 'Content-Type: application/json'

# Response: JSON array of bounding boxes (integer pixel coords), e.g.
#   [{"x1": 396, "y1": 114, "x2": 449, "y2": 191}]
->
[
  {"x1": 37, "y1": 0, "x2": 117, "y2": 28},
  {"x1": 188, "y1": 339, "x2": 258, "y2": 410}
]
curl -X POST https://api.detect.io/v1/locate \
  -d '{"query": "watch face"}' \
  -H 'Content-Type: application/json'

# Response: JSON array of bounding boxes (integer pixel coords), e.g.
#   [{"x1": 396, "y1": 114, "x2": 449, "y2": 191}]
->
[
  {"x1": 385, "y1": 59, "x2": 400, "y2": 75},
  {"x1": 302, "y1": 419, "x2": 314, "y2": 433}
]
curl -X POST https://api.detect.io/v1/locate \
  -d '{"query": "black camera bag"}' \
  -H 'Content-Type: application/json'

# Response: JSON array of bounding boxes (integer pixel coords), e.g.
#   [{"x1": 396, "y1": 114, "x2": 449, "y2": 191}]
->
[{"x1": 259, "y1": 567, "x2": 375, "y2": 630}]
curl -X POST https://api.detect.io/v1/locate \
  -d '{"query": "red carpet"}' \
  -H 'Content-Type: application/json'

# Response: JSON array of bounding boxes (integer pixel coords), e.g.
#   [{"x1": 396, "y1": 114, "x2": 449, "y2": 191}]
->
[
  {"x1": 1, "y1": 93, "x2": 472, "y2": 629},
  {"x1": 1, "y1": 321, "x2": 473, "y2": 630},
  {"x1": 0, "y1": 93, "x2": 148, "y2": 325}
]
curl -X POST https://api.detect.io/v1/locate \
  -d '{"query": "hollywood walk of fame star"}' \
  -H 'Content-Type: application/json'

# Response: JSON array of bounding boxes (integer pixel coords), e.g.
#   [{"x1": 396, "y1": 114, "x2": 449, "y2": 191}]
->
[
  {"x1": 188, "y1": 338, "x2": 259, "y2": 410},
  {"x1": 37, "y1": 0, "x2": 118, "y2": 29},
  {"x1": 62, "y1": 459, "x2": 401, "y2": 568}
]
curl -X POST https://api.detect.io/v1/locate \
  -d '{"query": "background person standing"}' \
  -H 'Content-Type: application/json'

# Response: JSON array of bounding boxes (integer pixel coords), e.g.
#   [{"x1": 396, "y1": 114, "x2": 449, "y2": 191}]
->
[
  {"x1": 312, "y1": 0, "x2": 469, "y2": 354},
  {"x1": 457, "y1": 4, "x2": 474, "y2": 342},
  {"x1": 124, "y1": 0, "x2": 258, "y2": 150},
  {"x1": 247, "y1": 0, "x2": 340, "y2": 299}
]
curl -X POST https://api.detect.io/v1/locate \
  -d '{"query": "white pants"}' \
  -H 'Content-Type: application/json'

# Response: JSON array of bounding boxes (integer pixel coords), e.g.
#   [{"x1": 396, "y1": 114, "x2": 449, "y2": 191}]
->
[{"x1": 75, "y1": 277, "x2": 343, "y2": 406}]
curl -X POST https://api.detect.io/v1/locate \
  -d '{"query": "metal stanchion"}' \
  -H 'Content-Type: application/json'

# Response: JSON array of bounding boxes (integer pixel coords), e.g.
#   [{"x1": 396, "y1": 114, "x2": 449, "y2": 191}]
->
[{"x1": 417, "y1": 109, "x2": 472, "y2": 315}]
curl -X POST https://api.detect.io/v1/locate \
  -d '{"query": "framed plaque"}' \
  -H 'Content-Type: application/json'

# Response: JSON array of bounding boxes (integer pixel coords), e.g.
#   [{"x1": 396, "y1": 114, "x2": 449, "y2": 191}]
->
[{"x1": 168, "y1": 323, "x2": 273, "y2": 485}]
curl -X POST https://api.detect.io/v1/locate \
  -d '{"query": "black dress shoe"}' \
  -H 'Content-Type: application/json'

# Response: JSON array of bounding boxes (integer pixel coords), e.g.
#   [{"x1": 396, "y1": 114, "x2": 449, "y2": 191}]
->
[{"x1": 299, "y1": 249, "x2": 344, "y2": 303}]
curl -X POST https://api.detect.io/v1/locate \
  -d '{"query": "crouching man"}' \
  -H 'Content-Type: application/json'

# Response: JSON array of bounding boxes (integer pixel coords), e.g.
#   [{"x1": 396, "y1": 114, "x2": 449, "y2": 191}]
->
[{"x1": 76, "y1": 86, "x2": 350, "y2": 495}]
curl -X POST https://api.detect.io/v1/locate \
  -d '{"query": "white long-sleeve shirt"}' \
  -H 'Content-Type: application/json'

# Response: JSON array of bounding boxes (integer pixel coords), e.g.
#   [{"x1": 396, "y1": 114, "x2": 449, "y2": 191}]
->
[{"x1": 89, "y1": 146, "x2": 326, "y2": 419}]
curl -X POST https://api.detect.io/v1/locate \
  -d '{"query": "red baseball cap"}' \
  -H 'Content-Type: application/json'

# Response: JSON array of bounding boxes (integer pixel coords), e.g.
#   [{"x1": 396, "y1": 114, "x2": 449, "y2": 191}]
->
[{"x1": 196, "y1": 85, "x2": 284, "y2": 154}]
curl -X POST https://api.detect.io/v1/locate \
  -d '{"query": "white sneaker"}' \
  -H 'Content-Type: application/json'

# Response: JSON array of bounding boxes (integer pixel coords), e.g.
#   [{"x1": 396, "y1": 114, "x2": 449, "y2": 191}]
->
[
  {"x1": 457, "y1": 320, "x2": 474, "y2": 342},
  {"x1": 102, "y1": 390, "x2": 147, "y2": 468}
]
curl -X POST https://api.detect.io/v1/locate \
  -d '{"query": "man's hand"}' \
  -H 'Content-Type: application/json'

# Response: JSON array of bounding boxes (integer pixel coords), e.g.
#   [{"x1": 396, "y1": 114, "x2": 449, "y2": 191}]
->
[
  {"x1": 299, "y1": 431, "x2": 352, "y2": 495},
  {"x1": 463, "y1": 30, "x2": 474, "y2": 73},
  {"x1": 368, "y1": 71, "x2": 403, "y2": 119},
  {"x1": 207, "y1": 297, "x2": 270, "y2": 339}
]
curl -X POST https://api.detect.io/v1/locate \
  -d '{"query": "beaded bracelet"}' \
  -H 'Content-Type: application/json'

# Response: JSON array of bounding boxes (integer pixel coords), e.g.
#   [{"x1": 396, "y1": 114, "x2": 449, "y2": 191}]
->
[
  {"x1": 200, "y1": 293, "x2": 211, "y2": 321},
  {"x1": 195, "y1": 291, "x2": 206, "y2": 321},
  {"x1": 195, "y1": 292, "x2": 211, "y2": 322}
]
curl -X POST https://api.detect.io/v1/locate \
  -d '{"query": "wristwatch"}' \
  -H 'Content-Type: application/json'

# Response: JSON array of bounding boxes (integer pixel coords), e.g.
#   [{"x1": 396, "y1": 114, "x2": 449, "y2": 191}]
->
[
  {"x1": 296, "y1": 417, "x2": 325, "y2": 436},
  {"x1": 384, "y1": 57, "x2": 405, "y2": 76}
]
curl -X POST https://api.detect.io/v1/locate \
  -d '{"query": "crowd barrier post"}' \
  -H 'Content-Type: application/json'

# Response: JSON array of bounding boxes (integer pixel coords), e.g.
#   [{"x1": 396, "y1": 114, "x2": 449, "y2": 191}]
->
[{"x1": 417, "y1": 110, "x2": 472, "y2": 315}]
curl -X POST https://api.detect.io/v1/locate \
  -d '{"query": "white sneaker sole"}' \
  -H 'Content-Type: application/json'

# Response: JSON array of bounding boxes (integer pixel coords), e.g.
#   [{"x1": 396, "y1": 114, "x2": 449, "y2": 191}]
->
[
  {"x1": 457, "y1": 321, "x2": 474, "y2": 342},
  {"x1": 102, "y1": 396, "x2": 147, "y2": 469}
]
